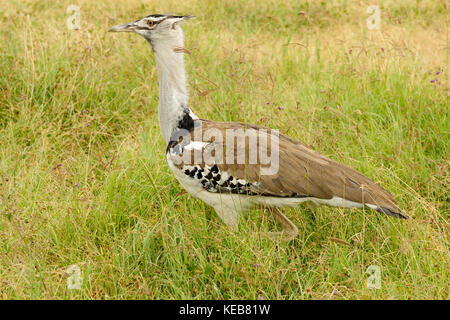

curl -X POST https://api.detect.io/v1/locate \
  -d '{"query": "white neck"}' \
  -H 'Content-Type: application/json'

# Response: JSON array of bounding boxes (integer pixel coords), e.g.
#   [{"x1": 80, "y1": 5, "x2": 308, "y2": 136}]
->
[{"x1": 149, "y1": 28, "x2": 197, "y2": 143}]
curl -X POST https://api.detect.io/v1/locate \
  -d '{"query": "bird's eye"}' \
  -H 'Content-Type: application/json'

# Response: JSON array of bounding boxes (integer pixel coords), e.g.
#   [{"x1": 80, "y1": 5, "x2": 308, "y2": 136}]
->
[{"x1": 146, "y1": 20, "x2": 155, "y2": 27}]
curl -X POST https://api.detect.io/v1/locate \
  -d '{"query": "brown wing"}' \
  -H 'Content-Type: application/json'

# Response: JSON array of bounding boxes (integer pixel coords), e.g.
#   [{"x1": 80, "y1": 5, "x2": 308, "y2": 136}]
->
[{"x1": 174, "y1": 119, "x2": 407, "y2": 218}]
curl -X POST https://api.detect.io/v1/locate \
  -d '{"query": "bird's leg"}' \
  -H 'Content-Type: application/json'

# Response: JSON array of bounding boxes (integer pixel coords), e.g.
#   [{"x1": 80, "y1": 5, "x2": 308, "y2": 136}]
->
[
  {"x1": 266, "y1": 207, "x2": 298, "y2": 241},
  {"x1": 213, "y1": 205, "x2": 240, "y2": 231},
  {"x1": 306, "y1": 201, "x2": 319, "y2": 211}
]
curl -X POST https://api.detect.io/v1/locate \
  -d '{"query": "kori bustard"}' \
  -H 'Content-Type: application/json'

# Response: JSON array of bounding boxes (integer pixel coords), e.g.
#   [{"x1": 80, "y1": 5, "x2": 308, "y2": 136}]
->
[{"x1": 110, "y1": 14, "x2": 409, "y2": 240}]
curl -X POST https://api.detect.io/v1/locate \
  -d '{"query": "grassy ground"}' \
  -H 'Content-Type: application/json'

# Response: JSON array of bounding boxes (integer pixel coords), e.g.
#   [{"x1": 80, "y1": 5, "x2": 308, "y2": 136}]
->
[{"x1": 0, "y1": 0, "x2": 448, "y2": 299}]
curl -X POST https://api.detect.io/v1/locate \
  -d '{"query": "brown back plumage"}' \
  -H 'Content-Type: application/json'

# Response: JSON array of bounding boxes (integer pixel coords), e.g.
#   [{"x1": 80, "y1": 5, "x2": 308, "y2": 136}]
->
[{"x1": 170, "y1": 119, "x2": 408, "y2": 218}]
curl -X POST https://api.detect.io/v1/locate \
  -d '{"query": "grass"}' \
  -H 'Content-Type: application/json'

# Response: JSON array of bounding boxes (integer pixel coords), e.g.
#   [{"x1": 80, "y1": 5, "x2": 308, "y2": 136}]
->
[{"x1": 0, "y1": 0, "x2": 448, "y2": 299}]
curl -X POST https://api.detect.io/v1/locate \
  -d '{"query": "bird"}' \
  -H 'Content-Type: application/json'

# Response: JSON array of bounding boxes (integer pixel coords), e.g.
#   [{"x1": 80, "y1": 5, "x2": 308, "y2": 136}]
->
[{"x1": 109, "y1": 14, "x2": 409, "y2": 240}]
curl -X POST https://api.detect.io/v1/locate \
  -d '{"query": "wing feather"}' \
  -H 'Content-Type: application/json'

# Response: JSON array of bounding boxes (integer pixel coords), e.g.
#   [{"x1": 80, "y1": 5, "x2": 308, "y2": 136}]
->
[{"x1": 169, "y1": 119, "x2": 404, "y2": 215}]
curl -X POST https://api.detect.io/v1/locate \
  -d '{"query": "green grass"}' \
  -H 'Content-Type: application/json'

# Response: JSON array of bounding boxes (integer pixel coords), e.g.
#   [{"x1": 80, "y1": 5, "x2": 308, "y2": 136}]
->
[{"x1": 0, "y1": 0, "x2": 448, "y2": 299}]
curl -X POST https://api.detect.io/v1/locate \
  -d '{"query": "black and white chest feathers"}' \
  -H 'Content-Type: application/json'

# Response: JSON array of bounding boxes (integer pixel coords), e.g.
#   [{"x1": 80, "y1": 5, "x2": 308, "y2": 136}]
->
[
  {"x1": 171, "y1": 161, "x2": 257, "y2": 195},
  {"x1": 165, "y1": 112, "x2": 258, "y2": 195}
]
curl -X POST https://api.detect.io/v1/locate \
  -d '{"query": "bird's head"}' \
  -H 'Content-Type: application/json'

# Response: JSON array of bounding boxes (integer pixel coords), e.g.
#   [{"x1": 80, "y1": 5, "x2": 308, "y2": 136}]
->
[{"x1": 109, "y1": 14, "x2": 194, "y2": 44}]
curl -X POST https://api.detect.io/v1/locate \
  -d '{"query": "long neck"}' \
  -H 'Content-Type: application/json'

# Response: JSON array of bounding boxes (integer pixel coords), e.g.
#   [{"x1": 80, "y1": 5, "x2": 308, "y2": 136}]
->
[{"x1": 149, "y1": 29, "x2": 196, "y2": 143}]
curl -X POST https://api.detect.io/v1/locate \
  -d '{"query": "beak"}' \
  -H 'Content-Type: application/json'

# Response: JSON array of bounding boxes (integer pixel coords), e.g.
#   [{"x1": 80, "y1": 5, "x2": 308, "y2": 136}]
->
[{"x1": 108, "y1": 23, "x2": 135, "y2": 32}]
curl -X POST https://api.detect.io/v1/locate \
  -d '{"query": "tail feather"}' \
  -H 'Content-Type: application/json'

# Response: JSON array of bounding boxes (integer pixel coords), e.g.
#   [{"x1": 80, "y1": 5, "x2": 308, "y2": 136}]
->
[{"x1": 370, "y1": 205, "x2": 410, "y2": 219}]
